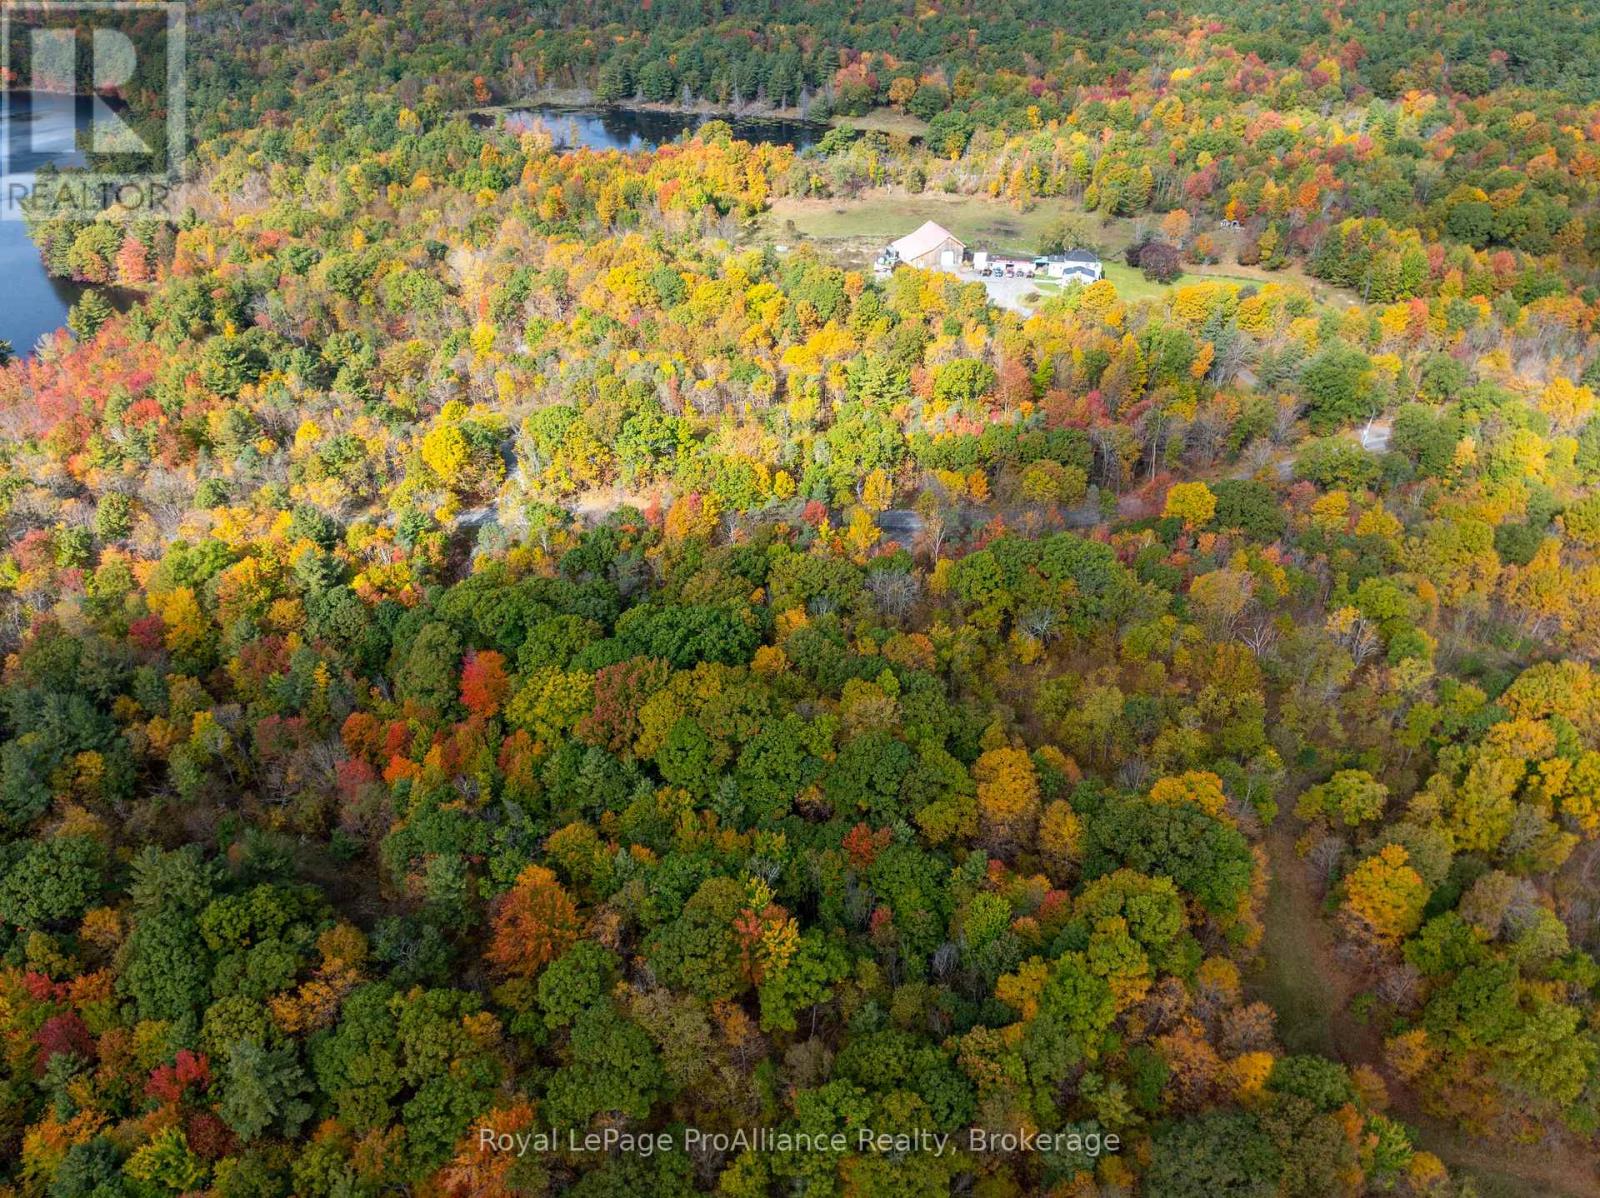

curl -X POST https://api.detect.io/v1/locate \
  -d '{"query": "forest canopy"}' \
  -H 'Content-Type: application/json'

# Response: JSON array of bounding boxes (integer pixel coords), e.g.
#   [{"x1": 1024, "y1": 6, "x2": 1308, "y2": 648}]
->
[{"x1": 0, "y1": 1, "x2": 1597, "y2": 1196}]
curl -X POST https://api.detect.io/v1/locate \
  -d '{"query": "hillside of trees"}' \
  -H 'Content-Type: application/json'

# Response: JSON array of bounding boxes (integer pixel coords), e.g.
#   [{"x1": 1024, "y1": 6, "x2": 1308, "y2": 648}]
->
[{"x1": 0, "y1": 3, "x2": 1598, "y2": 1196}]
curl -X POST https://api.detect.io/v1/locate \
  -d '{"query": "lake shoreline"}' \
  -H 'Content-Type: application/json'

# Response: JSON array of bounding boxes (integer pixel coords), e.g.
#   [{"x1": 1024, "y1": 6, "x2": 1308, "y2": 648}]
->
[
  {"x1": 468, "y1": 103, "x2": 826, "y2": 154},
  {"x1": 470, "y1": 91, "x2": 929, "y2": 139},
  {"x1": 0, "y1": 92, "x2": 93, "y2": 357},
  {"x1": 469, "y1": 86, "x2": 825, "y2": 125}
]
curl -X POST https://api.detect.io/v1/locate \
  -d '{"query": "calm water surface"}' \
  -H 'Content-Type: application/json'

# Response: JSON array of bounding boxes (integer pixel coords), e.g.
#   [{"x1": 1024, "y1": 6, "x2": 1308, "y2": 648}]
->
[
  {"x1": 483, "y1": 105, "x2": 824, "y2": 153},
  {"x1": 0, "y1": 93, "x2": 94, "y2": 358}
]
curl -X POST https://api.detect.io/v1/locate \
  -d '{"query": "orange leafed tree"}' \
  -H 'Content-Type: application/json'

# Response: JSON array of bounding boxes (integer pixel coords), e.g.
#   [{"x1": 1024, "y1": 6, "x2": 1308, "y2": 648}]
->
[
  {"x1": 486, "y1": 864, "x2": 581, "y2": 979},
  {"x1": 438, "y1": 1099, "x2": 536, "y2": 1197},
  {"x1": 460, "y1": 650, "x2": 510, "y2": 718},
  {"x1": 115, "y1": 235, "x2": 150, "y2": 286}
]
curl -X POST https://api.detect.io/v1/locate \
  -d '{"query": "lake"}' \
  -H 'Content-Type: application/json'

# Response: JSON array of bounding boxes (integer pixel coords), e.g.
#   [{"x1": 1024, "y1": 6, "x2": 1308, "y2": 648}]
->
[
  {"x1": 0, "y1": 92, "x2": 96, "y2": 358},
  {"x1": 0, "y1": 100, "x2": 824, "y2": 359},
  {"x1": 478, "y1": 105, "x2": 824, "y2": 154}
]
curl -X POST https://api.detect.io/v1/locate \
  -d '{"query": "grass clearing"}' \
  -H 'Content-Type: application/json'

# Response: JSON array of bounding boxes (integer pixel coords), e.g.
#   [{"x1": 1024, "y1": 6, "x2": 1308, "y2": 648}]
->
[
  {"x1": 1099, "y1": 262, "x2": 1305, "y2": 303},
  {"x1": 1252, "y1": 828, "x2": 1342, "y2": 1058},
  {"x1": 829, "y1": 108, "x2": 928, "y2": 138},
  {"x1": 1099, "y1": 262, "x2": 1185, "y2": 303},
  {"x1": 766, "y1": 193, "x2": 1084, "y2": 256},
  {"x1": 1403, "y1": 1116, "x2": 1593, "y2": 1198},
  {"x1": 762, "y1": 191, "x2": 1361, "y2": 309}
]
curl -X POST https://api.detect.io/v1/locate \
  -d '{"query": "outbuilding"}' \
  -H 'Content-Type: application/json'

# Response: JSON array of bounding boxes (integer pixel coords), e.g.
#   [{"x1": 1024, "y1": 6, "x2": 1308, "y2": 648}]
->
[{"x1": 886, "y1": 220, "x2": 966, "y2": 271}]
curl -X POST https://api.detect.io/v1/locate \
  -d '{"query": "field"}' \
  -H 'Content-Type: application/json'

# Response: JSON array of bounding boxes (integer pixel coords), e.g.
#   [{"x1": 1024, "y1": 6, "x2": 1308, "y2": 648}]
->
[
  {"x1": 828, "y1": 108, "x2": 929, "y2": 137},
  {"x1": 762, "y1": 191, "x2": 1361, "y2": 307},
  {"x1": 765, "y1": 192, "x2": 1094, "y2": 255}
]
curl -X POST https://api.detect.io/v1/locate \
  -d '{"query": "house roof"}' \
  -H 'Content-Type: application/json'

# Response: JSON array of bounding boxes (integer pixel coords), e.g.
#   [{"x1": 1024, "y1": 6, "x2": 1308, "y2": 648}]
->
[
  {"x1": 1055, "y1": 249, "x2": 1100, "y2": 265},
  {"x1": 889, "y1": 220, "x2": 963, "y2": 261}
]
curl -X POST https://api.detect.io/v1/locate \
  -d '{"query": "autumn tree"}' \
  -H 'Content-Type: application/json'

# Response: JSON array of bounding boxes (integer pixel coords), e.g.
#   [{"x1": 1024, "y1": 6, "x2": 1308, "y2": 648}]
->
[
  {"x1": 974, "y1": 746, "x2": 1041, "y2": 853},
  {"x1": 1342, "y1": 845, "x2": 1428, "y2": 943},
  {"x1": 486, "y1": 864, "x2": 581, "y2": 979}
]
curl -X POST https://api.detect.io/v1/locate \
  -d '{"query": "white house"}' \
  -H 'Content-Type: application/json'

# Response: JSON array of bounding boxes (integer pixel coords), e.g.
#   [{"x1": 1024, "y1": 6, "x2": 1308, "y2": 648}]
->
[
  {"x1": 1059, "y1": 251, "x2": 1104, "y2": 284},
  {"x1": 1036, "y1": 249, "x2": 1103, "y2": 283}
]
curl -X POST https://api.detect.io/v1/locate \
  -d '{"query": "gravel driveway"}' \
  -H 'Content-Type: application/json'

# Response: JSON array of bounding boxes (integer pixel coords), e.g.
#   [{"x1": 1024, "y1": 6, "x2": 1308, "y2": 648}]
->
[{"x1": 956, "y1": 270, "x2": 1048, "y2": 314}]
